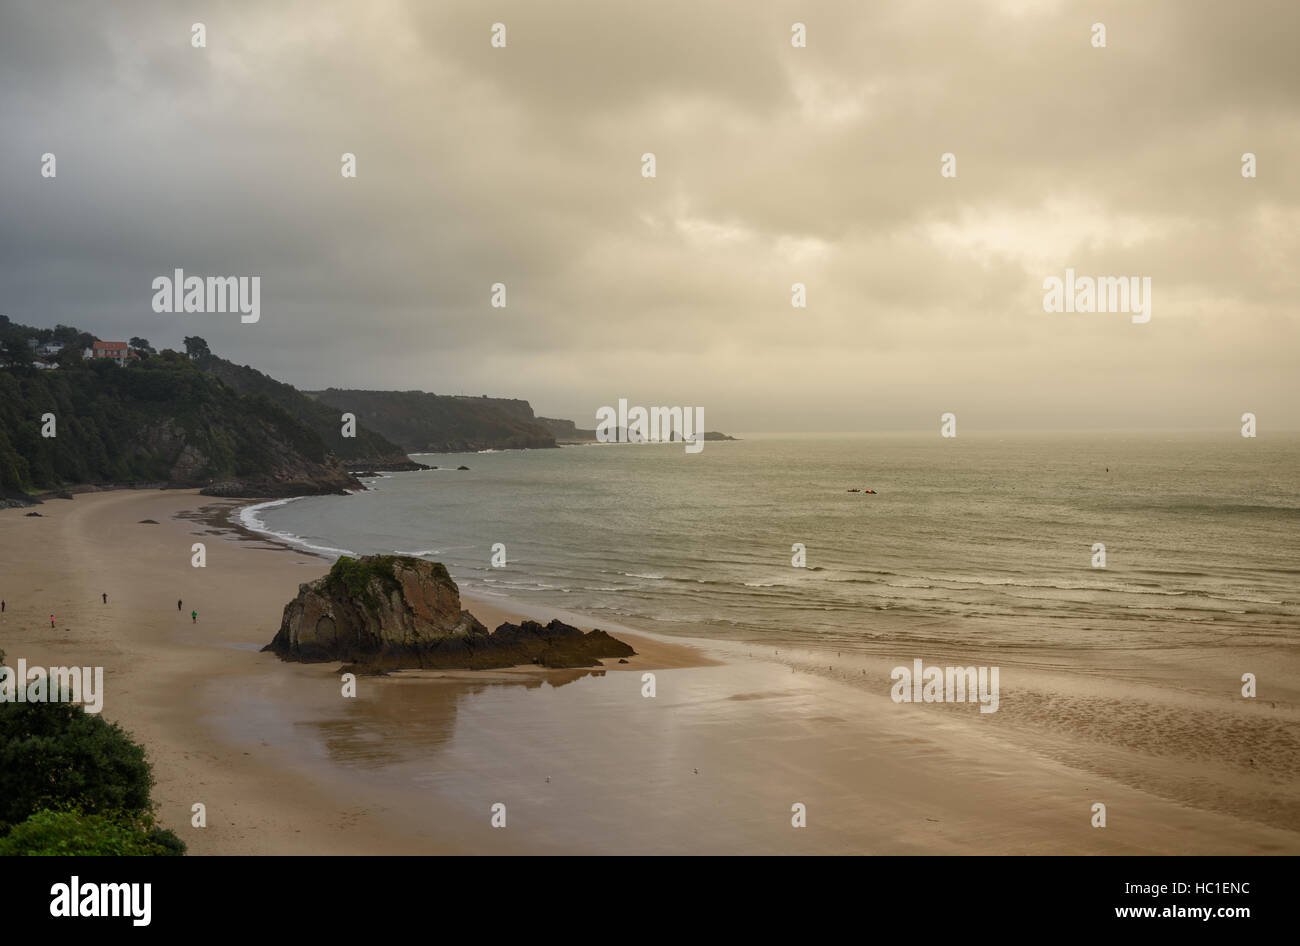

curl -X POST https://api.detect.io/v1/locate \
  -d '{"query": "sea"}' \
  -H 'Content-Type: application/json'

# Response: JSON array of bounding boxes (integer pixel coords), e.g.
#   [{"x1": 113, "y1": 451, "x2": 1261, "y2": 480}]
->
[{"x1": 239, "y1": 432, "x2": 1300, "y2": 657}]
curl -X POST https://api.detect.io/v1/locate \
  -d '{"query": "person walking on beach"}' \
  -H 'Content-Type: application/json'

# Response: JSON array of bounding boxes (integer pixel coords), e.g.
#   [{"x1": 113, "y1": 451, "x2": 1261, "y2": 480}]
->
[
  {"x1": 1, "y1": 599, "x2": 5, "y2": 614},
  {"x1": 191, "y1": 609, "x2": 197, "y2": 624},
  {"x1": 50, "y1": 614, "x2": 56, "y2": 629},
  {"x1": 102, "y1": 592, "x2": 108, "y2": 604},
  {"x1": 177, "y1": 599, "x2": 183, "y2": 611}
]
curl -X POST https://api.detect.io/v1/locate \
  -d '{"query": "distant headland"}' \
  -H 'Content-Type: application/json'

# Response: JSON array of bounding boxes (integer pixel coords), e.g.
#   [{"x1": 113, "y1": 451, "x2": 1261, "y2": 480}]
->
[{"x1": 0, "y1": 316, "x2": 733, "y2": 505}]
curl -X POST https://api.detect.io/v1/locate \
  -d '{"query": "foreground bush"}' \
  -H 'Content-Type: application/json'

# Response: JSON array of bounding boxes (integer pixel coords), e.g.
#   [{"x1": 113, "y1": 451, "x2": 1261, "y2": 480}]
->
[
  {"x1": 0, "y1": 701, "x2": 182, "y2": 855},
  {"x1": 0, "y1": 701, "x2": 153, "y2": 826},
  {"x1": 0, "y1": 809, "x2": 185, "y2": 856}
]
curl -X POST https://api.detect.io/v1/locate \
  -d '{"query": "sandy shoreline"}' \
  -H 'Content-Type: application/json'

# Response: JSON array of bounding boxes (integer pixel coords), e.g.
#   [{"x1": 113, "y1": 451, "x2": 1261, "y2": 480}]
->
[
  {"x1": 0, "y1": 488, "x2": 707, "y2": 855},
  {"x1": 1, "y1": 488, "x2": 1297, "y2": 854}
]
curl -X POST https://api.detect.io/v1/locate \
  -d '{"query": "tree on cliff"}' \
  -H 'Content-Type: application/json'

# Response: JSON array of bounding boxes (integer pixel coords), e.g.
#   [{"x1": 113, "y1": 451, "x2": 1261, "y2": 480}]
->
[{"x1": 183, "y1": 335, "x2": 210, "y2": 360}]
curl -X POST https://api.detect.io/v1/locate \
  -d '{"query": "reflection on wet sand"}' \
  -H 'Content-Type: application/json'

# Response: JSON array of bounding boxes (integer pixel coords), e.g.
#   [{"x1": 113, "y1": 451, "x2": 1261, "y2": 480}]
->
[
  {"x1": 206, "y1": 646, "x2": 1300, "y2": 855},
  {"x1": 306, "y1": 668, "x2": 608, "y2": 767}
]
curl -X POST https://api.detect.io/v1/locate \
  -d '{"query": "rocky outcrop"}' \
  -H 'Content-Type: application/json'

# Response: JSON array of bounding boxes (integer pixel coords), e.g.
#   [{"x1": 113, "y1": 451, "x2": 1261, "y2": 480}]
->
[
  {"x1": 480, "y1": 621, "x2": 636, "y2": 671},
  {"x1": 199, "y1": 472, "x2": 359, "y2": 498},
  {"x1": 344, "y1": 457, "x2": 431, "y2": 474},
  {"x1": 264, "y1": 555, "x2": 636, "y2": 671}
]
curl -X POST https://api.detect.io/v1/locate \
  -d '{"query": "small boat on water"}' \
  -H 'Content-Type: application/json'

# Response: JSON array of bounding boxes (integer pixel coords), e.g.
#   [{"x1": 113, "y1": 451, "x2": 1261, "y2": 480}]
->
[{"x1": 847, "y1": 488, "x2": 878, "y2": 494}]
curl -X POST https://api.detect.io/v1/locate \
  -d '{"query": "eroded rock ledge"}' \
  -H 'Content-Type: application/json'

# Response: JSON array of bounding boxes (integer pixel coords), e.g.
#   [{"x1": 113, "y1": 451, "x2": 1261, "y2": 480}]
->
[{"x1": 263, "y1": 555, "x2": 635, "y2": 672}]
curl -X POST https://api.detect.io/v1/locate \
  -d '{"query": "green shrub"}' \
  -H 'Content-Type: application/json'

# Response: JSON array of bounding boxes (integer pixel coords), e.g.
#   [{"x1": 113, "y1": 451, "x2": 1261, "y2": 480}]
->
[
  {"x1": 0, "y1": 809, "x2": 184, "y2": 856},
  {"x1": 144, "y1": 823, "x2": 188, "y2": 856},
  {"x1": 325, "y1": 555, "x2": 402, "y2": 608},
  {"x1": 0, "y1": 701, "x2": 153, "y2": 827}
]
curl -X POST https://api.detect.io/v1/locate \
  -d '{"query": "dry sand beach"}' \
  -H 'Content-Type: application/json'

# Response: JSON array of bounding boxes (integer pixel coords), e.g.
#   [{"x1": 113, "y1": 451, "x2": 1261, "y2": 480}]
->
[{"x1": 1, "y1": 489, "x2": 1297, "y2": 855}]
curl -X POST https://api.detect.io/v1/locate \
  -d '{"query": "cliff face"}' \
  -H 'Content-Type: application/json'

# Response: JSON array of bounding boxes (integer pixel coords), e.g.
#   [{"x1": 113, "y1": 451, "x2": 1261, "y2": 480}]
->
[
  {"x1": 307, "y1": 389, "x2": 557, "y2": 454},
  {"x1": 264, "y1": 555, "x2": 635, "y2": 671},
  {"x1": 196, "y1": 355, "x2": 424, "y2": 471},
  {"x1": 538, "y1": 417, "x2": 597, "y2": 441}
]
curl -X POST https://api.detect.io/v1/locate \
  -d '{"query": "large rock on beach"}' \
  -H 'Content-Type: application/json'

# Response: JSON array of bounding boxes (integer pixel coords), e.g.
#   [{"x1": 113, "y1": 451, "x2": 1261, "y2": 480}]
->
[{"x1": 264, "y1": 555, "x2": 636, "y2": 672}]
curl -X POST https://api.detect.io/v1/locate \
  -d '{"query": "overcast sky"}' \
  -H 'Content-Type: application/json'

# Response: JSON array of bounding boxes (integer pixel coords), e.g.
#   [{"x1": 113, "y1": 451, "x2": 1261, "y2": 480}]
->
[{"x1": 2, "y1": 0, "x2": 1296, "y2": 431}]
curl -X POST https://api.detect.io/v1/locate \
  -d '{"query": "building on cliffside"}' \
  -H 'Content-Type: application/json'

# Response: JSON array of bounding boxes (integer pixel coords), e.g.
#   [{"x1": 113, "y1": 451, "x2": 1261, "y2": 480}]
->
[{"x1": 83, "y1": 341, "x2": 135, "y2": 364}]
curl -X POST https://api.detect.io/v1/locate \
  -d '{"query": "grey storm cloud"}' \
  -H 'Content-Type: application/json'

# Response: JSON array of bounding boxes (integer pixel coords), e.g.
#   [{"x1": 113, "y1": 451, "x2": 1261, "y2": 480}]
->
[{"x1": 0, "y1": 0, "x2": 1296, "y2": 431}]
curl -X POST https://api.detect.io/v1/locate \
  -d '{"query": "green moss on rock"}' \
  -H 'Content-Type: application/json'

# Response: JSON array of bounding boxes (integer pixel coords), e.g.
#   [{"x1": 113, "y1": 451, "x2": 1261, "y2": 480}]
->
[{"x1": 324, "y1": 555, "x2": 399, "y2": 608}]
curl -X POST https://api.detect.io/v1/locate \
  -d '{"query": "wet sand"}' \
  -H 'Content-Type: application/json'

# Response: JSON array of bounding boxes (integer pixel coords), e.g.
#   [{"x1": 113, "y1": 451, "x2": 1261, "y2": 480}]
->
[{"x1": 1, "y1": 489, "x2": 1297, "y2": 854}]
